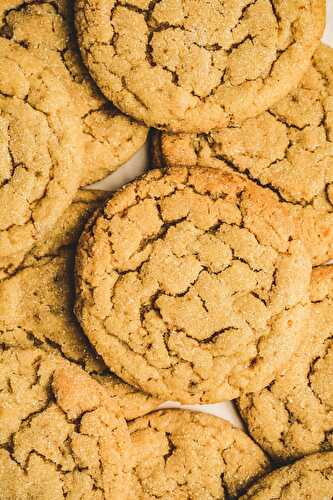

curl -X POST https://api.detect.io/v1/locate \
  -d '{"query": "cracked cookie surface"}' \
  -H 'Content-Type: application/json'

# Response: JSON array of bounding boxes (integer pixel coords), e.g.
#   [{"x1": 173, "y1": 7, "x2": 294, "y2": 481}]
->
[
  {"x1": 0, "y1": 189, "x2": 108, "y2": 279},
  {"x1": 238, "y1": 265, "x2": 333, "y2": 463},
  {"x1": 240, "y1": 452, "x2": 333, "y2": 499},
  {"x1": 0, "y1": 347, "x2": 133, "y2": 499},
  {"x1": 0, "y1": 190, "x2": 161, "y2": 421},
  {"x1": 0, "y1": 38, "x2": 83, "y2": 260},
  {"x1": 75, "y1": 0, "x2": 325, "y2": 133},
  {"x1": 0, "y1": 0, "x2": 148, "y2": 186},
  {"x1": 75, "y1": 167, "x2": 312, "y2": 403},
  {"x1": 128, "y1": 409, "x2": 270, "y2": 499},
  {"x1": 153, "y1": 43, "x2": 333, "y2": 265}
]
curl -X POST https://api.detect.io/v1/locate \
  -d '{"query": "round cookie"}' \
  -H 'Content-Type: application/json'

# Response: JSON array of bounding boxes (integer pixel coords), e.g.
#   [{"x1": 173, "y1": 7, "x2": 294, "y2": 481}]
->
[
  {"x1": 240, "y1": 452, "x2": 333, "y2": 499},
  {"x1": 0, "y1": 190, "x2": 161, "y2": 421},
  {"x1": 75, "y1": 0, "x2": 325, "y2": 133},
  {"x1": 153, "y1": 43, "x2": 333, "y2": 265},
  {"x1": 237, "y1": 265, "x2": 333, "y2": 463},
  {"x1": 0, "y1": 38, "x2": 83, "y2": 260},
  {"x1": 0, "y1": 346, "x2": 133, "y2": 499},
  {"x1": 129, "y1": 409, "x2": 270, "y2": 499},
  {"x1": 0, "y1": 0, "x2": 148, "y2": 185},
  {"x1": 75, "y1": 167, "x2": 312, "y2": 404}
]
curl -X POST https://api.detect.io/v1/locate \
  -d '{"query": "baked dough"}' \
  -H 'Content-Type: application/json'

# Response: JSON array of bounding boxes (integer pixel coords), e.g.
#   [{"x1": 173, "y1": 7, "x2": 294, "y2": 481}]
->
[
  {"x1": 75, "y1": 167, "x2": 312, "y2": 403},
  {"x1": 129, "y1": 409, "x2": 270, "y2": 499},
  {"x1": 152, "y1": 44, "x2": 333, "y2": 264},
  {"x1": 238, "y1": 265, "x2": 333, "y2": 462},
  {"x1": 75, "y1": 0, "x2": 325, "y2": 132},
  {"x1": 0, "y1": 347, "x2": 133, "y2": 499},
  {"x1": 0, "y1": 190, "x2": 161, "y2": 421},
  {"x1": 0, "y1": 0, "x2": 147, "y2": 185},
  {"x1": 0, "y1": 38, "x2": 83, "y2": 259},
  {"x1": 240, "y1": 452, "x2": 333, "y2": 499}
]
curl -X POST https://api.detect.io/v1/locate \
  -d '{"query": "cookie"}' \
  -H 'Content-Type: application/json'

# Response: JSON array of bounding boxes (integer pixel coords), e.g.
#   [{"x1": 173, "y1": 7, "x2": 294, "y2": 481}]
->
[
  {"x1": 0, "y1": 190, "x2": 161, "y2": 421},
  {"x1": 75, "y1": 167, "x2": 312, "y2": 404},
  {"x1": 0, "y1": 347, "x2": 133, "y2": 499},
  {"x1": 0, "y1": 37, "x2": 83, "y2": 260},
  {"x1": 0, "y1": 0, "x2": 148, "y2": 185},
  {"x1": 75, "y1": 0, "x2": 325, "y2": 133},
  {"x1": 240, "y1": 452, "x2": 333, "y2": 499},
  {"x1": 129, "y1": 409, "x2": 270, "y2": 499},
  {"x1": 0, "y1": 189, "x2": 108, "y2": 279},
  {"x1": 153, "y1": 43, "x2": 333, "y2": 265},
  {"x1": 237, "y1": 265, "x2": 333, "y2": 463}
]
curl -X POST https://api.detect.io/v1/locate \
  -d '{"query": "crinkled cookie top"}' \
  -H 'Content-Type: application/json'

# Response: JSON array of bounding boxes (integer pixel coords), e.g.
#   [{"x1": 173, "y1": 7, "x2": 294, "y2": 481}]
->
[
  {"x1": 0, "y1": 189, "x2": 107, "y2": 279},
  {"x1": 154, "y1": 43, "x2": 333, "y2": 264},
  {"x1": 0, "y1": 0, "x2": 147, "y2": 185},
  {"x1": 240, "y1": 452, "x2": 333, "y2": 499},
  {"x1": 0, "y1": 190, "x2": 161, "y2": 421},
  {"x1": 75, "y1": 0, "x2": 325, "y2": 132},
  {"x1": 238, "y1": 265, "x2": 333, "y2": 462},
  {"x1": 129, "y1": 410, "x2": 270, "y2": 499},
  {"x1": 0, "y1": 347, "x2": 133, "y2": 499},
  {"x1": 75, "y1": 167, "x2": 312, "y2": 403},
  {"x1": 0, "y1": 38, "x2": 83, "y2": 260}
]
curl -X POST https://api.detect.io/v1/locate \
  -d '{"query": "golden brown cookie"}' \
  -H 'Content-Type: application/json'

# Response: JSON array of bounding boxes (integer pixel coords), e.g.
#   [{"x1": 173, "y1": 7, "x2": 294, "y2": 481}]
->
[
  {"x1": 129, "y1": 409, "x2": 270, "y2": 499},
  {"x1": 0, "y1": 190, "x2": 161, "y2": 421},
  {"x1": 0, "y1": 38, "x2": 83, "y2": 260},
  {"x1": 240, "y1": 452, "x2": 333, "y2": 499},
  {"x1": 153, "y1": 43, "x2": 333, "y2": 265},
  {"x1": 0, "y1": 189, "x2": 108, "y2": 279},
  {"x1": 0, "y1": 0, "x2": 148, "y2": 185},
  {"x1": 0, "y1": 347, "x2": 133, "y2": 499},
  {"x1": 75, "y1": 0, "x2": 325, "y2": 133},
  {"x1": 75, "y1": 167, "x2": 312, "y2": 404},
  {"x1": 237, "y1": 265, "x2": 333, "y2": 463}
]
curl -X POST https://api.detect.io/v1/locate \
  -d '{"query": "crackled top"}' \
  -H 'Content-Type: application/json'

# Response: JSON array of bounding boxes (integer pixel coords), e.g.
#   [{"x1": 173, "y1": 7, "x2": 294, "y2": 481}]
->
[
  {"x1": 129, "y1": 410, "x2": 270, "y2": 499},
  {"x1": 75, "y1": 167, "x2": 312, "y2": 403},
  {"x1": 0, "y1": 190, "x2": 161, "y2": 420},
  {"x1": 75, "y1": 0, "x2": 325, "y2": 132},
  {"x1": 0, "y1": 347, "x2": 133, "y2": 499},
  {"x1": 154, "y1": 43, "x2": 333, "y2": 264},
  {"x1": 240, "y1": 452, "x2": 333, "y2": 499},
  {"x1": 0, "y1": 0, "x2": 147, "y2": 185},
  {"x1": 0, "y1": 38, "x2": 83, "y2": 260},
  {"x1": 0, "y1": 189, "x2": 108, "y2": 279},
  {"x1": 238, "y1": 265, "x2": 333, "y2": 462}
]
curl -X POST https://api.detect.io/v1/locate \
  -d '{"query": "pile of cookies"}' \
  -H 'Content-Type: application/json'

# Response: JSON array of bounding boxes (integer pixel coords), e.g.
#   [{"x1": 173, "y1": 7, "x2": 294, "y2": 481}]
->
[{"x1": 0, "y1": 0, "x2": 332, "y2": 498}]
